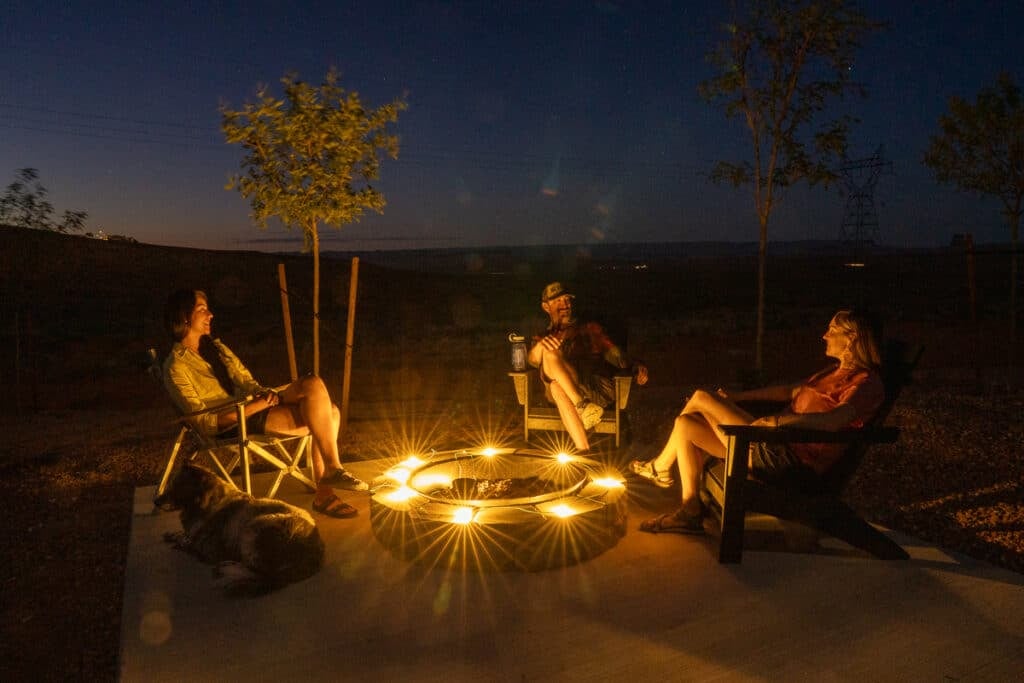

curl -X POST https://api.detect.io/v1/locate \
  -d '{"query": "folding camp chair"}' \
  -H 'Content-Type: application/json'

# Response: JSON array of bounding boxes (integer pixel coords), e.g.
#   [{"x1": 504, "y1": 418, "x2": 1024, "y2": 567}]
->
[{"x1": 149, "y1": 349, "x2": 316, "y2": 499}]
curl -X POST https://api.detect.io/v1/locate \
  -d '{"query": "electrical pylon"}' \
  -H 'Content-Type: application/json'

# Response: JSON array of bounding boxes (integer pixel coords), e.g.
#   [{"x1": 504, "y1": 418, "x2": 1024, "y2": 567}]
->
[{"x1": 839, "y1": 145, "x2": 892, "y2": 246}]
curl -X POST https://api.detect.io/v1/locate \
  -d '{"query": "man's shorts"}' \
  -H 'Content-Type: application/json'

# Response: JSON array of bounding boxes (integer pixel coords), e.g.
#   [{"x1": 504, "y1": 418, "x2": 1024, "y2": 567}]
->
[
  {"x1": 749, "y1": 442, "x2": 822, "y2": 492},
  {"x1": 541, "y1": 370, "x2": 614, "y2": 408}
]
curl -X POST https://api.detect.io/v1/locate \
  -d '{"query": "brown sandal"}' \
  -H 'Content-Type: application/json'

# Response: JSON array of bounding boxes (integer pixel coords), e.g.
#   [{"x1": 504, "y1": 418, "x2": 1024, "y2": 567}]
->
[
  {"x1": 313, "y1": 493, "x2": 357, "y2": 519},
  {"x1": 639, "y1": 508, "x2": 704, "y2": 535}
]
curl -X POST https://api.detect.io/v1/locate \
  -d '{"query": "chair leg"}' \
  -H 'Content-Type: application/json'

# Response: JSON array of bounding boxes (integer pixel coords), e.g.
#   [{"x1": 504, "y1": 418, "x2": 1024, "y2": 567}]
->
[
  {"x1": 246, "y1": 438, "x2": 317, "y2": 498},
  {"x1": 812, "y1": 502, "x2": 910, "y2": 560},
  {"x1": 157, "y1": 427, "x2": 189, "y2": 496},
  {"x1": 241, "y1": 445, "x2": 252, "y2": 495},
  {"x1": 718, "y1": 436, "x2": 751, "y2": 564}
]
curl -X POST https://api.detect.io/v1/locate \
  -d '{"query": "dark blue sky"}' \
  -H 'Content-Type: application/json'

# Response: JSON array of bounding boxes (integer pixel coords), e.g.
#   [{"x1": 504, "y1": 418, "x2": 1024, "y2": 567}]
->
[{"x1": 2, "y1": 1, "x2": 1023, "y2": 251}]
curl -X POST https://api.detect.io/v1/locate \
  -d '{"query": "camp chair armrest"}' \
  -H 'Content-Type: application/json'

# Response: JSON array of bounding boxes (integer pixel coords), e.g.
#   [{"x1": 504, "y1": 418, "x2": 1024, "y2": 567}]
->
[
  {"x1": 179, "y1": 395, "x2": 256, "y2": 420},
  {"x1": 718, "y1": 425, "x2": 899, "y2": 445}
]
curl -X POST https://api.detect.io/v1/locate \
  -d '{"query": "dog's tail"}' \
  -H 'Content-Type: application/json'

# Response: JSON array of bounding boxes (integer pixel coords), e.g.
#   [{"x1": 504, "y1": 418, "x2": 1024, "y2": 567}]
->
[{"x1": 215, "y1": 526, "x2": 326, "y2": 598}]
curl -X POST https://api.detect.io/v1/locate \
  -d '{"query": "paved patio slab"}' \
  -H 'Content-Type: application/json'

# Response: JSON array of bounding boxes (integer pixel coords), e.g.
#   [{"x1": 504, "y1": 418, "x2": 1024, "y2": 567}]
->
[{"x1": 120, "y1": 459, "x2": 1024, "y2": 681}]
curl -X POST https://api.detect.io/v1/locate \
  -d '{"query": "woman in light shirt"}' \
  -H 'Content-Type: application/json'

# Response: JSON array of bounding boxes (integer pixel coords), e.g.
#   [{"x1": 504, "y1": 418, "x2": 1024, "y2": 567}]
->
[{"x1": 163, "y1": 289, "x2": 367, "y2": 518}]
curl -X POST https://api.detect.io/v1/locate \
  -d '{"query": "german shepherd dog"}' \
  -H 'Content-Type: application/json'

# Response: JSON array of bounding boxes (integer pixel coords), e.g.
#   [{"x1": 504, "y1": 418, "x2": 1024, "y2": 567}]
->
[{"x1": 154, "y1": 462, "x2": 325, "y2": 597}]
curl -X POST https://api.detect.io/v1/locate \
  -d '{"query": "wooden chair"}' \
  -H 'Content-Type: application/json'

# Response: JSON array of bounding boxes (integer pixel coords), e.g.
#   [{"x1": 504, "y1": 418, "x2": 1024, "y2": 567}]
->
[
  {"x1": 508, "y1": 371, "x2": 633, "y2": 447},
  {"x1": 700, "y1": 342, "x2": 923, "y2": 564},
  {"x1": 149, "y1": 349, "x2": 316, "y2": 499}
]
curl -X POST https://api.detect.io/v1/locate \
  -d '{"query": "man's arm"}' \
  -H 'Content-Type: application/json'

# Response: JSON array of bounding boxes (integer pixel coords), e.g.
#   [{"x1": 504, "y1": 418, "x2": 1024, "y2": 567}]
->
[
  {"x1": 528, "y1": 334, "x2": 562, "y2": 368},
  {"x1": 602, "y1": 344, "x2": 648, "y2": 385}
]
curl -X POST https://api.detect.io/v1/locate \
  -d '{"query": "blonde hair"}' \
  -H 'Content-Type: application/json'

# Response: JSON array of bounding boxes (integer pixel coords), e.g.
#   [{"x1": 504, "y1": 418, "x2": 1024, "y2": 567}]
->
[{"x1": 832, "y1": 309, "x2": 882, "y2": 369}]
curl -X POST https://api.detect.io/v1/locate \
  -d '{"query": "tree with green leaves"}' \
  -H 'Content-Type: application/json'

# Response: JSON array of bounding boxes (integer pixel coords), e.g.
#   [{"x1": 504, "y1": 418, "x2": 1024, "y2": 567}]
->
[
  {"x1": 699, "y1": 0, "x2": 883, "y2": 373},
  {"x1": 221, "y1": 68, "x2": 407, "y2": 374},
  {"x1": 0, "y1": 167, "x2": 89, "y2": 233},
  {"x1": 923, "y1": 71, "x2": 1023, "y2": 344}
]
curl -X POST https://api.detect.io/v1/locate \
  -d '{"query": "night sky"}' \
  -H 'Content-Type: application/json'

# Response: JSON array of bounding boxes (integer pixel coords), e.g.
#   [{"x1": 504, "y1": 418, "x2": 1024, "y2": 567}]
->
[{"x1": 2, "y1": 1, "x2": 1023, "y2": 251}]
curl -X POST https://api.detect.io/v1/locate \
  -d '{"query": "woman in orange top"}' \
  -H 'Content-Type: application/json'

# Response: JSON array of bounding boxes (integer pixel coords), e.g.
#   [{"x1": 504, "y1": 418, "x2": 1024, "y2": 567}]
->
[{"x1": 631, "y1": 309, "x2": 885, "y2": 534}]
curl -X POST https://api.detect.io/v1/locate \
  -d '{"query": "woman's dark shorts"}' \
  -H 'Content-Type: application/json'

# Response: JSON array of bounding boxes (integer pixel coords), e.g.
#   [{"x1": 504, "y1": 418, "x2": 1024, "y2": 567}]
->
[
  {"x1": 749, "y1": 442, "x2": 822, "y2": 492},
  {"x1": 218, "y1": 410, "x2": 269, "y2": 439}
]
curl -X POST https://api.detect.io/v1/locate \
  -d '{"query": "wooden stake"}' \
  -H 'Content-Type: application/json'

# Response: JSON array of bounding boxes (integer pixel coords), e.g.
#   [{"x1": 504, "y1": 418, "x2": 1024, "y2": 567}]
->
[
  {"x1": 278, "y1": 263, "x2": 298, "y2": 381},
  {"x1": 340, "y1": 257, "x2": 359, "y2": 433}
]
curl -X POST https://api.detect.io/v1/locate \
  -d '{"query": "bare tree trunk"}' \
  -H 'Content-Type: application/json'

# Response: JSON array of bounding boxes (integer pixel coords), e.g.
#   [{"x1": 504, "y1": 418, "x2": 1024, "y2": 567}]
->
[
  {"x1": 311, "y1": 225, "x2": 320, "y2": 377},
  {"x1": 340, "y1": 257, "x2": 359, "y2": 434},
  {"x1": 277, "y1": 263, "x2": 298, "y2": 382},
  {"x1": 756, "y1": 219, "x2": 768, "y2": 373},
  {"x1": 1011, "y1": 218, "x2": 1019, "y2": 387},
  {"x1": 1011, "y1": 222, "x2": 1018, "y2": 341}
]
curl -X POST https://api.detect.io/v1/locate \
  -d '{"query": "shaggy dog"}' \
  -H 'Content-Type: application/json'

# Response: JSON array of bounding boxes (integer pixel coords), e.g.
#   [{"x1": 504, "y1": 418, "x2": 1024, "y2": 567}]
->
[{"x1": 154, "y1": 462, "x2": 325, "y2": 597}]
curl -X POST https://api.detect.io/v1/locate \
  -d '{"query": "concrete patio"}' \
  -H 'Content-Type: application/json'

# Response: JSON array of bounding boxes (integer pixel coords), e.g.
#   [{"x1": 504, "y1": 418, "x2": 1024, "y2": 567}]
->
[{"x1": 119, "y1": 458, "x2": 1024, "y2": 681}]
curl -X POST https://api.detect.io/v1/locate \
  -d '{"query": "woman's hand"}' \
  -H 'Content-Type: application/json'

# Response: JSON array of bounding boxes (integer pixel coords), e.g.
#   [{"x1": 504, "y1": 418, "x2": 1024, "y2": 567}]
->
[{"x1": 261, "y1": 390, "x2": 280, "y2": 409}]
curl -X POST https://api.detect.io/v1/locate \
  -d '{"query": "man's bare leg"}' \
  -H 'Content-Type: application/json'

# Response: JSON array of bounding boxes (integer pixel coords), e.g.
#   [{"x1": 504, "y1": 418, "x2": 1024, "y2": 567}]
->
[
  {"x1": 550, "y1": 383, "x2": 589, "y2": 450},
  {"x1": 539, "y1": 350, "x2": 584, "y2": 406},
  {"x1": 537, "y1": 345, "x2": 600, "y2": 449}
]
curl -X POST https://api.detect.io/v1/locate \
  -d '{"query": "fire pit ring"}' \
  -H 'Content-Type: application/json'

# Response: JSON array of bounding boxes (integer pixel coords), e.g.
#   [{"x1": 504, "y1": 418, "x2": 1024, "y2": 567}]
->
[{"x1": 369, "y1": 447, "x2": 628, "y2": 571}]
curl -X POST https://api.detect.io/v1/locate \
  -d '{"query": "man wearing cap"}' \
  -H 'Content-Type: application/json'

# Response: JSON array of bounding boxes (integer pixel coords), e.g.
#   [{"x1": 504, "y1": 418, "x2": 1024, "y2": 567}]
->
[{"x1": 527, "y1": 281, "x2": 648, "y2": 451}]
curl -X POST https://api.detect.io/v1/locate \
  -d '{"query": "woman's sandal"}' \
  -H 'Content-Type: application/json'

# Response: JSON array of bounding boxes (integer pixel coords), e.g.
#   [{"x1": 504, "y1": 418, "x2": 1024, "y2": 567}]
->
[
  {"x1": 638, "y1": 508, "x2": 705, "y2": 535},
  {"x1": 312, "y1": 493, "x2": 358, "y2": 519},
  {"x1": 629, "y1": 460, "x2": 675, "y2": 489}
]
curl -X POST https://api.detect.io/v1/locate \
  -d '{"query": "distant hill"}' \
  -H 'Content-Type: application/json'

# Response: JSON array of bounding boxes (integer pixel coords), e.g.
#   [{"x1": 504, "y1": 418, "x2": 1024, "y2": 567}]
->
[{"x1": 322, "y1": 240, "x2": 932, "y2": 274}]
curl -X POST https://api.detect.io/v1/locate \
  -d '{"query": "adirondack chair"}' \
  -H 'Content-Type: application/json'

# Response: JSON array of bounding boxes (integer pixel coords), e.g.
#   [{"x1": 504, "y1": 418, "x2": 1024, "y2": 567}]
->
[
  {"x1": 508, "y1": 370, "x2": 633, "y2": 448},
  {"x1": 699, "y1": 341, "x2": 923, "y2": 564}
]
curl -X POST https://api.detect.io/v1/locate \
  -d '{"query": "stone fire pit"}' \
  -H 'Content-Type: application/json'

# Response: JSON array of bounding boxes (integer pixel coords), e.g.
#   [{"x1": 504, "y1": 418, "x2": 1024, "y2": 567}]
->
[{"x1": 369, "y1": 447, "x2": 628, "y2": 571}]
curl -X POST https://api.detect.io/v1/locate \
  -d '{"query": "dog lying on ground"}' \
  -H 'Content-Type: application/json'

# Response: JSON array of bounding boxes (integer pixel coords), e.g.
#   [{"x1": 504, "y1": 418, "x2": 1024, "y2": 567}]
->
[{"x1": 154, "y1": 462, "x2": 325, "y2": 597}]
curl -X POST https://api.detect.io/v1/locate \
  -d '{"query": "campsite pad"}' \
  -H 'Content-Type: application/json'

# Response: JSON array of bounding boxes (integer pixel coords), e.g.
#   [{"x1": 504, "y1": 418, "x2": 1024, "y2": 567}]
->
[{"x1": 121, "y1": 459, "x2": 1024, "y2": 681}]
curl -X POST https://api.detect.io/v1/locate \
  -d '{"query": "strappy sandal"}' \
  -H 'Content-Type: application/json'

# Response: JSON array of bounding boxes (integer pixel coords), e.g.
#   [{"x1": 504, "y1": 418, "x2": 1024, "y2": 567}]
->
[
  {"x1": 638, "y1": 508, "x2": 705, "y2": 535},
  {"x1": 312, "y1": 493, "x2": 358, "y2": 519},
  {"x1": 629, "y1": 460, "x2": 675, "y2": 489},
  {"x1": 320, "y1": 467, "x2": 369, "y2": 491}
]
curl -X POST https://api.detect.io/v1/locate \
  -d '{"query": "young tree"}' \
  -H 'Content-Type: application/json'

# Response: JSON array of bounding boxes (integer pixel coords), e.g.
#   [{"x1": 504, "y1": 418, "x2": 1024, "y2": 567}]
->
[
  {"x1": 221, "y1": 68, "x2": 407, "y2": 374},
  {"x1": 699, "y1": 0, "x2": 882, "y2": 372},
  {"x1": 923, "y1": 72, "x2": 1024, "y2": 343},
  {"x1": 0, "y1": 168, "x2": 88, "y2": 233}
]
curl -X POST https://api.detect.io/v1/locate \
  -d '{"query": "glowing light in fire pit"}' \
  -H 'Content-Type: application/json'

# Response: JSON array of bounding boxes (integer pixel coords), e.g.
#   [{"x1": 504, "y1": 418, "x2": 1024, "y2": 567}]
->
[
  {"x1": 383, "y1": 486, "x2": 418, "y2": 503},
  {"x1": 549, "y1": 504, "x2": 575, "y2": 518},
  {"x1": 452, "y1": 506, "x2": 476, "y2": 524}
]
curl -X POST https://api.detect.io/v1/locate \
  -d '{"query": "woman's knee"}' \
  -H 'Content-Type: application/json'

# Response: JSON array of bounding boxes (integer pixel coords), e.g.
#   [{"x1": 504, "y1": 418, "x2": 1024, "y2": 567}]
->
[
  {"x1": 298, "y1": 374, "x2": 329, "y2": 397},
  {"x1": 689, "y1": 388, "x2": 715, "y2": 407}
]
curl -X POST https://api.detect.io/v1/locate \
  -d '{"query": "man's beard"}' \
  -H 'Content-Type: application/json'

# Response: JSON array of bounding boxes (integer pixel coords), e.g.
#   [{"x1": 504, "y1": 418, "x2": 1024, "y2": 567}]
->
[{"x1": 553, "y1": 309, "x2": 575, "y2": 329}]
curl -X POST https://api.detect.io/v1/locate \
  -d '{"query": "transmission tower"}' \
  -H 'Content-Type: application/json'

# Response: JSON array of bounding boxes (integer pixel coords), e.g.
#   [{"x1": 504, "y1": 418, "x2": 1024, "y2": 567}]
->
[{"x1": 838, "y1": 145, "x2": 892, "y2": 245}]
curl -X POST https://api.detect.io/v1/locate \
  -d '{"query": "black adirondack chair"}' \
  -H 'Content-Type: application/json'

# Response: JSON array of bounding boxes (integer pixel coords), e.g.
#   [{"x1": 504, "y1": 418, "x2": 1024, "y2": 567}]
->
[{"x1": 700, "y1": 341, "x2": 923, "y2": 564}]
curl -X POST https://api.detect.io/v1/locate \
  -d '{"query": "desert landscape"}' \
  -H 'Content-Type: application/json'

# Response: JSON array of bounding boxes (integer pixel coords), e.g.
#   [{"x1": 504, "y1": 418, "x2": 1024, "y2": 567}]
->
[{"x1": 1, "y1": 225, "x2": 1022, "y2": 680}]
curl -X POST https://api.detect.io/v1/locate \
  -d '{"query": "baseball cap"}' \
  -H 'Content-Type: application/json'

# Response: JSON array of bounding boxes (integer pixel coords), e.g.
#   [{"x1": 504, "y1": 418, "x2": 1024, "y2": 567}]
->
[{"x1": 541, "y1": 281, "x2": 574, "y2": 302}]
